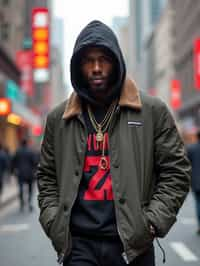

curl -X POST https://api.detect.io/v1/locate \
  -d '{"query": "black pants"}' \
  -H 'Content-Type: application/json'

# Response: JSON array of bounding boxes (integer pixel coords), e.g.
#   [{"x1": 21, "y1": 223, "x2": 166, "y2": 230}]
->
[
  {"x1": 194, "y1": 191, "x2": 200, "y2": 227},
  {"x1": 18, "y1": 179, "x2": 34, "y2": 208},
  {"x1": 63, "y1": 236, "x2": 155, "y2": 266},
  {"x1": 0, "y1": 177, "x2": 3, "y2": 196}
]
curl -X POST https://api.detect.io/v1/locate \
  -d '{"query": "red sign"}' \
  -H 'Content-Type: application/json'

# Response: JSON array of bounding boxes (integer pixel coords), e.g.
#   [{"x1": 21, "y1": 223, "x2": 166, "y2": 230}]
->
[
  {"x1": 171, "y1": 80, "x2": 182, "y2": 110},
  {"x1": 32, "y1": 8, "x2": 49, "y2": 70},
  {"x1": 16, "y1": 50, "x2": 33, "y2": 96},
  {"x1": 194, "y1": 39, "x2": 200, "y2": 89}
]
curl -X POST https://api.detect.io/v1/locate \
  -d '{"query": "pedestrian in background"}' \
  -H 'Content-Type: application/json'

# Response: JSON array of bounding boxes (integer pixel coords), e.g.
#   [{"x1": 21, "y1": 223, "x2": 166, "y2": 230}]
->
[
  {"x1": 187, "y1": 129, "x2": 200, "y2": 235},
  {"x1": 3, "y1": 146, "x2": 12, "y2": 183},
  {"x1": 12, "y1": 139, "x2": 36, "y2": 212},
  {"x1": 37, "y1": 20, "x2": 191, "y2": 266},
  {"x1": 0, "y1": 144, "x2": 8, "y2": 201}
]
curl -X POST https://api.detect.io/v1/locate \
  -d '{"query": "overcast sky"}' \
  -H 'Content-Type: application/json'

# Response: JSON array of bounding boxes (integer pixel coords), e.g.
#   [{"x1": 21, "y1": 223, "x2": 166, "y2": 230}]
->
[{"x1": 53, "y1": 0, "x2": 129, "y2": 89}]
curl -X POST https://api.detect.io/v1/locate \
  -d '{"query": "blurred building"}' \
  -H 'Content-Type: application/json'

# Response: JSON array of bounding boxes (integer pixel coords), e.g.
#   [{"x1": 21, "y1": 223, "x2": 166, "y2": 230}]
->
[
  {"x1": 0, "y1": 0, "x2": 53, "y2": 152},
  {"x1": 112, "y1": 17, "x2": 130, "y2": 74},
  {"x1": 50, "y1": 18, "x2": 66, "y2": 108},
  {"x1": 52, "y1": 18, "x2": 65, "y2": 69},
  {"x1": 170, "y1": 0, "x2": 200, "y2": 129},
  {"x1": 153, "y1": 1, "x2": 175, "y2": 107},
  {"x1": 22, "y1": 0, "x2": 54, "y2": 146},
  {"x1": 0, "y1": 0, "x2": 39, "y2": 152},
  {"x1": 128, "y1": 0, "x2": 167, "y2": 89},
  {"x1": 24, "y1": 0, "x2": 52, "y2": 109},
  {"x1": 0, "y1": 0, "x2": 25, "y2": 59}
]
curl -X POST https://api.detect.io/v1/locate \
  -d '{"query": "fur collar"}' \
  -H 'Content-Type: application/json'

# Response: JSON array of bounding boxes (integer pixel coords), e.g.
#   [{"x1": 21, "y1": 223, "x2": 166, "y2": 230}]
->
[{"x1": 62, "y1": 78, "x2": 142, "y2": 120}]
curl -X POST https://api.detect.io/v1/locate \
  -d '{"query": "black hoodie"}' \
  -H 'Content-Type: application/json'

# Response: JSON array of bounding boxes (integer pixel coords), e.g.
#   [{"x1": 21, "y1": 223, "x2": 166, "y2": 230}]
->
[
  {"x1": 70, "y1": 20, "x2": 126, "y2": 105},
  {"x1": 70, "y1": 21, "x2": 126, "y2": 238}
]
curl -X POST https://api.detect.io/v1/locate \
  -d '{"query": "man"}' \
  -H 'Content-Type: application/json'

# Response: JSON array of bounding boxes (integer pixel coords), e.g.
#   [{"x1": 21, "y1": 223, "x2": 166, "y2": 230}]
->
[
  {"x1": 37, "y1": 20, "x2": 191, "y2": 265},
  {"x1": 187, "y1": 130, "x2": 200, "y2": 235},
  {"x1": 12, "y1": 139, "x2": 36, "y2": 212}
]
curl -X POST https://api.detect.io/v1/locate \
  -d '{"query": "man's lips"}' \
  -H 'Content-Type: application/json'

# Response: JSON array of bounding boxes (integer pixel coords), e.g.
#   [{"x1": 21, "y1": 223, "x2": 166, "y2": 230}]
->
[{"x1": 90, "y1": 78, "x2": 105, "y2": 85}]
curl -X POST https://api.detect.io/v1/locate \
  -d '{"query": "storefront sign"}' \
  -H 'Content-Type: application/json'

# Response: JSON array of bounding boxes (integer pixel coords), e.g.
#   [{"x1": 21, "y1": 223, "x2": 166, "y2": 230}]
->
[
  {"x1": 171, "y1": 79, "x2": 182, "y2": 110},
  {"x1": 32, "y1": 7, "x2": 50, "y2": 83},
  {"x1": 16, "y1": 50, "x2": 33, "y2": 96},
  {"x1": 194, "y1": 38, "x2": 200, "y2": 90}
]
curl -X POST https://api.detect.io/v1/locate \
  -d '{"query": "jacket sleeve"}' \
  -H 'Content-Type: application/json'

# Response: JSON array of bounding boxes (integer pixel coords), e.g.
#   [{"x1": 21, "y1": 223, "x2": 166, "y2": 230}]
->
[
  {"x1": 37, "y1": 112, "x2": 59, "y2": 237},
  {"x1": 146, "y1": 101, "x2": 191, "y2": 238}
]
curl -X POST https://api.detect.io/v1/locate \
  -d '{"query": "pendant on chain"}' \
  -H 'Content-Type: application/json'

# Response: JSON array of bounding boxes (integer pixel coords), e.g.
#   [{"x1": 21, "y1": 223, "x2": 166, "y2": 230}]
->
[
  {"x1": 96, "y1": 131, "x2": 104, "y2": 142},
  {"x1": 99, "y1": 156, "x2": 108, "y2": 170}
]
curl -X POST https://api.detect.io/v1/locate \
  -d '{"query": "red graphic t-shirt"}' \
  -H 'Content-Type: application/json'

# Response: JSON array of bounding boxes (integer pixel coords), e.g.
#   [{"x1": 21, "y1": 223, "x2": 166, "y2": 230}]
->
[
  {"x1": 70, "y1": 109, "x2": 118, "y2": 237},
  {"x1": 83, "y1": 133, "x2": 113, "y2": 201}
]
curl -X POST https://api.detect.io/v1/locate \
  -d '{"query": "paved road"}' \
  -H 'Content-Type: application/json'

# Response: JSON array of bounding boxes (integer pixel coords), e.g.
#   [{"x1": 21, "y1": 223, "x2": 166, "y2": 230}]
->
[
  {"x1": 0, "y1": 191, "x2": 199, "y2": 266},
  {"x1": 0, "y1": 195, "x2": 56, "y2": 266},
  {"x1": 155, "y1": 193, "x2": 200, "y2": 265}
]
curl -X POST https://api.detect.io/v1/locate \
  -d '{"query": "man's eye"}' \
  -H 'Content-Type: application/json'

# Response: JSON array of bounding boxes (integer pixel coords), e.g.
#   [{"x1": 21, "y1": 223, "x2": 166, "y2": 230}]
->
[
  {"x1": 82, "y1": 58, "x2": 92, "y2": 65},
  {"x1": 101, "y1": 56, "x2": 112, "y2": 63}
]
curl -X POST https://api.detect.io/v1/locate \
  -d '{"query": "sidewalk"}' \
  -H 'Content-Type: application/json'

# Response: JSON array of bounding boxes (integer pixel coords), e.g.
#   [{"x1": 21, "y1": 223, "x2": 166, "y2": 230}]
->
[{"x1": 0, "y1": 176, "x2": 18, "y2": 209}]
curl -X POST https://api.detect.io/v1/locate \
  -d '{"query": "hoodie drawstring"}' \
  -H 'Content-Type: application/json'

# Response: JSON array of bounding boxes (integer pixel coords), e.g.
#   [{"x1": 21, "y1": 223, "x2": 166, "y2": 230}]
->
[{"x1": 155, "y1": 237, "x2": 166, "y2": 263}]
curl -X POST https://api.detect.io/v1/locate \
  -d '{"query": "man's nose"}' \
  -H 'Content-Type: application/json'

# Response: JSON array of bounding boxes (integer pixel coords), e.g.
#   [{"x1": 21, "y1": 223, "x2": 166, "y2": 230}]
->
[{"x1": 92, "y1": 60, "x2": 102, "y2": 73}]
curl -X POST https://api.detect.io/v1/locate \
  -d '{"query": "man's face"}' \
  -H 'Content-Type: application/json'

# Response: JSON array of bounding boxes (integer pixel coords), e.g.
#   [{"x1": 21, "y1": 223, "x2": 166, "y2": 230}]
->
[{"x1": 80, "y1": 47, "x2": 114, "y2": 99}]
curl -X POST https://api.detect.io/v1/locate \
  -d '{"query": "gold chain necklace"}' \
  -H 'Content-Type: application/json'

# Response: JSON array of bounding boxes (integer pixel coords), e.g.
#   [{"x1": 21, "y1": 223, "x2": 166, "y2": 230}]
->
[
  {"x1": 87, "y1": 101, "x2": 117, "y2": 170},
  {"x1": 87, "y1": 101, "x2": 117, "y2": 142}
]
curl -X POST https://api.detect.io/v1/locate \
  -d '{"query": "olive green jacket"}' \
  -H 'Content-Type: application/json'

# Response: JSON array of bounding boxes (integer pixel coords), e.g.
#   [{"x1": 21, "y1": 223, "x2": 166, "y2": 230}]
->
[{"x1": 37, "y1": 78, "x2": 191, "y2": 264}]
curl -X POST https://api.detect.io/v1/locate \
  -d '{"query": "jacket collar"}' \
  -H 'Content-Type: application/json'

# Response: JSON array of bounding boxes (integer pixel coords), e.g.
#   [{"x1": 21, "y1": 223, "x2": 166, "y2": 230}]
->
[{"x1": 62, "y1": 78, "x2": 142, "y2": 120}]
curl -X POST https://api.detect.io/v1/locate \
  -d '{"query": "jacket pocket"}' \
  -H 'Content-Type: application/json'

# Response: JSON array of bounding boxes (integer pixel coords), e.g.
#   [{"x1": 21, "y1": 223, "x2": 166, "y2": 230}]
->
[
  {"x1": 142, "y1": 210, "x2": 155, "y2": 239},
  {"x1": 39, "y1": 206, "x2": 58, "y2": 237},
  {"x1": 49, "y1": 206, "x2": 67, "y2": 254},
  {"x1": 128, "y1": 211, "x2": 154, "y2": 249}
]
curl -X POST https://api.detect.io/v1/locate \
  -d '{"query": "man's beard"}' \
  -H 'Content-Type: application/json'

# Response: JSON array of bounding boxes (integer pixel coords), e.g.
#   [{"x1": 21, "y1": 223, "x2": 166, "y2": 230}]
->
[
  {"x1": 87, "y1": 71, "x2": 116, "y2": 94},
  {"x1": 80, "y1": 69, "x2": 118, "y2": 105}
]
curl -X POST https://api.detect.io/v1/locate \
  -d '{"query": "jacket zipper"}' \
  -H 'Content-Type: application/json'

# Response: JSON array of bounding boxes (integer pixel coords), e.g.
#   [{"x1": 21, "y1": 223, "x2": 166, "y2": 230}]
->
[
  {"x1": 109, "y1": 105, "x2": 129, "y2": 264},
  {"x1": 113, "y1": 192, "x2": 129, "y2": 264},
  {"x1": 58, "y1": 118, "x2": 88, "y2": 264},
  {"x1": 57, "y1": 153, "x2": 87, "y2": 264},
  {"x1": 118, "y1": 227, "x2": 129, "y2": 264}
]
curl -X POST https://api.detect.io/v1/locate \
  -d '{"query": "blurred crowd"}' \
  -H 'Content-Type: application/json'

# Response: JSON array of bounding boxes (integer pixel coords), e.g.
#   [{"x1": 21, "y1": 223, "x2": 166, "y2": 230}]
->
[
  {"x1": 182, "y1": 128, "x2": 200, "y2": 235},
  {"x1": 0, "y1": 139, "x2": 39, "y2": 212}
]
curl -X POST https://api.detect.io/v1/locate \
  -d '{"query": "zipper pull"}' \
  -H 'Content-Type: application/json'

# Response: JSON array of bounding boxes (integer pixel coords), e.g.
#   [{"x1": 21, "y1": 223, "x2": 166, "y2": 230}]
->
[
  {"x1": 57, "y1": 253, "x2": 64, "y2": 264},
  {"x1": 122, "y1": 252, "x2": 129, "y2": 264},
  {"x1": 116, "y1": 105, "x2": 120, "y2": 113},
  {"x1": 155, "y1": 237, "x2": 166, "y2": 263}
]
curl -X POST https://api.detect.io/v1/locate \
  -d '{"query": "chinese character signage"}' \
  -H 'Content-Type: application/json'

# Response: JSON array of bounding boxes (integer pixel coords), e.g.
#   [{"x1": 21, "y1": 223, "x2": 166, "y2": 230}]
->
[{"x1": 32, "y1": 7, "x2": 50, "y2": 83}]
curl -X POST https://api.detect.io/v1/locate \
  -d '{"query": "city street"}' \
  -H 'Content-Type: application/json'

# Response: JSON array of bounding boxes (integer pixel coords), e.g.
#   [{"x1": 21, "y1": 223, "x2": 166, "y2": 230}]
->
[
  {"x1": 1, "y1": 1, "x2": 200, "y2": 265},
  {"x1": 0, "y1": 191, "x2": 199, "y2": 266}
]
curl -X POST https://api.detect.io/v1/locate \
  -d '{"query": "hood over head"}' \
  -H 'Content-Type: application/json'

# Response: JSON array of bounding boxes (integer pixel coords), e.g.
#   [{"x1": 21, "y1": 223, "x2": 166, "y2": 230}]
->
[{"x1": 70, "y1": 20, "x2": 126, "y2": 105}]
